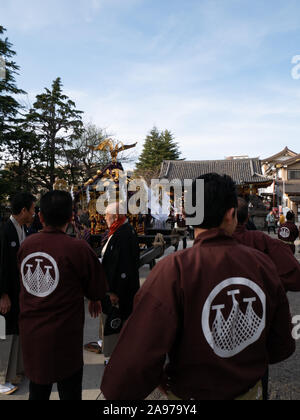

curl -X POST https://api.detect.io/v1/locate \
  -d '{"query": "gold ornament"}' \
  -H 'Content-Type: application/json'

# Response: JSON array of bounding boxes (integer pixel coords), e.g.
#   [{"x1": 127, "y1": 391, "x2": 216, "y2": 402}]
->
[{"x1": 88, "y1": 138, "x2": 137, "y2": 163}]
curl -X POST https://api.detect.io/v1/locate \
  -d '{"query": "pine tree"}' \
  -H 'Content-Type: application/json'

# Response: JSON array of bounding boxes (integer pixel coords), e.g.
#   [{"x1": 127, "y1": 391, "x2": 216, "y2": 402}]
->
[
  {"x1": 0, "y1": 25, "x2": 25, "y2": 139},
  {"x1": 27, "y1": 77, "x2": 84, "y2": 189},
  {"x1": 136, "y1": 127, "x2": 181, "y2": 172},
  {"x1": 3, "y1": 124, "x2": 42, "y2": 193},
  {"x1": 160, "y1": 129, "x2": 181, "y2": 161},
  {"x1": 0, "y1": 26, "x2": 32, "y2": 198}
]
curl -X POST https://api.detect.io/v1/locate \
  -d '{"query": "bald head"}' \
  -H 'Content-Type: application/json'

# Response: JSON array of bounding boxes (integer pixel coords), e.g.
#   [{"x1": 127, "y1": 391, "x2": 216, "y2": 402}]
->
[
  {"x1": 105, "y1": 201, "x2": 126, "y2": 228},
  {"x1": 237, "y1": 197, "x2": 249, "y2": 225}
]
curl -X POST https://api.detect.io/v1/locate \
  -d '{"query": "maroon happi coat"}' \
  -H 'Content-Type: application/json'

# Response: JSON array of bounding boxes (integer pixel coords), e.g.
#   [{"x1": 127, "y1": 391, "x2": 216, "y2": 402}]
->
[
  {"x1": 18, "y1": 227, "x2": 107, "y2": 385},
  {"x1": 101, "y1": 229, "x2": 295, "y2": 400},
  {"x1": 233, "y1": 224, "x2": 300, "y2": 291},
  {"x1": 278, "y1": 221, "x2": 299, "y2": 254}
]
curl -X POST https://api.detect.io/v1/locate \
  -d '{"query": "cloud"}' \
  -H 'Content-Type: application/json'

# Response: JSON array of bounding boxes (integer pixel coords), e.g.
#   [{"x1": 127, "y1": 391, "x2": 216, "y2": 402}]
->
[
  {"x1": 4, "y1": 0, "x2": 300, "y2": 165},
  {"x1": 61, "y1": 79, "x2": 300, "y2": 163},
  {"x1": 0, "y1": 0, "x2": 144, "y2": 30}
]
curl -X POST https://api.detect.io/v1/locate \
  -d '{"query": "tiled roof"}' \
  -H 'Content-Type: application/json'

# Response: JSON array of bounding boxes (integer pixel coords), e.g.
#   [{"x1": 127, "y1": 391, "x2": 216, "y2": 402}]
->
[
  {"x1": 262, "y1": 147, "x2": 298, "y2": 163},
  {"x1": 159, "y1": 158, "x2": 272, "y2": 186}
]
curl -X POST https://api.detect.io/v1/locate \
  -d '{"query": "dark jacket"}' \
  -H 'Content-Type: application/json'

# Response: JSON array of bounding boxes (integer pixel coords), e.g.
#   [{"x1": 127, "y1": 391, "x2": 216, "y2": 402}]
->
[
  {"x1": 0, "y1": 219, "x2": 24, "y2": 335},
  {"x1": 102, "y1": 222, "x2": 140, "y2": 321}
]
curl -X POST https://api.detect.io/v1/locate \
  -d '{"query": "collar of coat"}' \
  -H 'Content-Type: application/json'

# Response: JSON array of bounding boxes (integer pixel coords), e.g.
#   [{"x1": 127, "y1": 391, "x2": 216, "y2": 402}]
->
[
  {"x1": 234, "y1": 224, "x2": 247, "y2": 234},
  {"x1": 42, "y1": 226, "x2": 67, "y2": 235},
  {"x1": 194, "y1": 228, "x2": 235, "y2": 247}
]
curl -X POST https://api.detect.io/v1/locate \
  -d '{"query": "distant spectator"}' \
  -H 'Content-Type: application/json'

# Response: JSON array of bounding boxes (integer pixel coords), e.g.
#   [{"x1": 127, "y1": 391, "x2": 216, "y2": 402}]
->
[
  {"x1": 266, "y1": 211, "x2": 276, "y2": 234},
  {"x1": 278, "y1": 211, "x2": 299, "y2": 255},
  {"x1": 0, "y1": 192, "x2": 36, "y2": 396},
  {"x1": 27, "y1": 206, "x2": 43, "y2": 235}
]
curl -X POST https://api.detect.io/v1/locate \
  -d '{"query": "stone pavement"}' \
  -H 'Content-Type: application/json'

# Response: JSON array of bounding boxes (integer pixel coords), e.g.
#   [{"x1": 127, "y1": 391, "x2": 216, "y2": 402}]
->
[
  {"x1": 268, "y1": 233, "x2": 300, "y2": 400},
  {"x1": 1, "y1": 233, "x2": 300, "y2": 400}
]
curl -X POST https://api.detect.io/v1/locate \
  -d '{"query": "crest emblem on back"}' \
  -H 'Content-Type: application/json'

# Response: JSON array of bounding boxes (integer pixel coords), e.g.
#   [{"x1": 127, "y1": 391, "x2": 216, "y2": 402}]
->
[
  {"x1": 202, "y1": 278, "x2": 266, "y2": 358},
  {"x1": 21, "y1": 252, "x2": 59, "y2": 298},
  {"x1": 279, "y1": 227, "x2": 290, "y2": 239}
]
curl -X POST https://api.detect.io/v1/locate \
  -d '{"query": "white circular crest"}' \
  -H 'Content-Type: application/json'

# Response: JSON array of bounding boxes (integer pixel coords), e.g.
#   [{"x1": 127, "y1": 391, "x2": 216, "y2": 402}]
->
[
  {"x1": 279, "y1": 227, "x2": 290, "y2": 239},
  {"x1": 202, "y1": 278, "x2": 266, "y2": 358},
  {"x1": 111, "y1": 318, "x2": 122, "y2": 330},
  {"x1": 21, "y1": 252, "x2": 59, "y2": 298}
]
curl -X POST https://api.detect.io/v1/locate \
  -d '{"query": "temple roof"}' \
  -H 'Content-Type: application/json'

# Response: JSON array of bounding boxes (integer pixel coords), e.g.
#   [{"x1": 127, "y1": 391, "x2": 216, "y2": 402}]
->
[
  {"x1": 159, "y1": 158, "x2": 272, "y2": 186},
  {"x1": 262, "y1": 147, "x2": 298, "y2": 163}
]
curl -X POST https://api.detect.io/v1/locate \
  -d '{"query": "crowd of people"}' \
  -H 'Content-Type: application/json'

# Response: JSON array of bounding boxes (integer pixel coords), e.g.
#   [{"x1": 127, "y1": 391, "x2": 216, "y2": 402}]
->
[{"x1": 0, "y1": 173, "x2": 300, "y2": 400}]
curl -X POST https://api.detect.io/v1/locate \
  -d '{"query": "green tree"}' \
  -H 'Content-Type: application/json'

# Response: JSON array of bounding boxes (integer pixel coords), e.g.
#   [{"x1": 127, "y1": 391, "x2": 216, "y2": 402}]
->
[
  {"x1": 0, "y1": 26, "x2": 33, "y2": 200},
  {"x1": 160, "y1": 129, "x2": 181, "y2": 161},
  {"x1": 27, "y1": 77, "x2": 84, "y2": 190},
  {"x1": 2, "y1": 124, "x2": 42, "y2": 193},
  {"x1": 0, "y1": 25, "x2": 25, "y2": 140},
  {"x1": 136, "y1": 127, "x2": 181, "y2": 172}
]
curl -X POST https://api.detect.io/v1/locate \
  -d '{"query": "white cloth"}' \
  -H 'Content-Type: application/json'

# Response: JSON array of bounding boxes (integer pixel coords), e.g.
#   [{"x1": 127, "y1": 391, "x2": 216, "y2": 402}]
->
[
  {"x1": 0, "y1": 315, "x2": 5, "y2": 340},
  {"x1": 101, "y1": 235, "x2": 113, "y2": 259},
  {"x1": 10, "y1": 216, "x2": 26, "y2": 245}
]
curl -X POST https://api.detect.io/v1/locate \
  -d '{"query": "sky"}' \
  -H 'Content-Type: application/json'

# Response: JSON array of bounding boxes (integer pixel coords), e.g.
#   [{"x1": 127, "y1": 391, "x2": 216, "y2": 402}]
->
[{"x1": 2, "y1": 0, "x2": 300, "y2": 166}]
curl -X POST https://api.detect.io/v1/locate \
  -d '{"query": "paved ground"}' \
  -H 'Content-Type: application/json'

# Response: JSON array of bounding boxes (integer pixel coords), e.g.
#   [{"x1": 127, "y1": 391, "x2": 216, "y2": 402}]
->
[
  {"x1": 268, "y1": 233, "x2": 300, "y2": 400},
  {"x1": 1, "y1": 233, "x2": 300, "y2": 400}
]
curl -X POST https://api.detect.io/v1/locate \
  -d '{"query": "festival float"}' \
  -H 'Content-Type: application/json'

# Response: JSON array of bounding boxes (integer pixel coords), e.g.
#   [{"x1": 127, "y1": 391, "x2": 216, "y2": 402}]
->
[{"x1": 66, "y1": 139, "x2": 183, "y2": 267}]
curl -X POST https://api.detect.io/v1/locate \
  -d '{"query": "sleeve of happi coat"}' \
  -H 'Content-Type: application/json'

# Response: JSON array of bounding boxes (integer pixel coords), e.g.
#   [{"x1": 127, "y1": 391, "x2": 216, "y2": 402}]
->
[
  {"x1": 267, "y1": 281, "x2": 295, "y2": 364},
  {"x1": 80, "y1": 242, "x2": 108, "y2": 301},
  {"x1": 266, "y1": 237, "x2": 300, "y2": 292},
  {"x1": 101, "y1": 257, "x2": 180, "y2": 400}
]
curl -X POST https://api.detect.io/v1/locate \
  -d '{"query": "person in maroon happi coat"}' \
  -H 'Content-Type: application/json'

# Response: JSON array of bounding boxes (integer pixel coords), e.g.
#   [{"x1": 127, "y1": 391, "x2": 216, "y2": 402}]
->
[
  {"x1": 278, "y1": 211, "x2": 299, "y2": 255},
  {"x1": 101, "y1": 174, "x2": 295, "y2": 400},
  {"x1": 18, "y1": 191, "x2": 107, "y2": 400}
]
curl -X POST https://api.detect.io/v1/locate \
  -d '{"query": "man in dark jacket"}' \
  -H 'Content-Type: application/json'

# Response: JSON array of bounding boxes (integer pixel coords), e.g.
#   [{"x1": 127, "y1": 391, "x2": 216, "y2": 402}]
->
[
  {"x1": 0, "y1": 192, "x2": 36, "y2": 395},
  {"x1": 99, "y1": 202, "x2": 140, "y2": 365}
]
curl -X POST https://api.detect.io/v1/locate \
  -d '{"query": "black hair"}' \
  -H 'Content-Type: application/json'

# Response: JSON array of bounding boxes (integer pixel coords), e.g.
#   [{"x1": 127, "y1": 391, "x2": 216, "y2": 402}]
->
[
  {"x1": 40, "y1": 190, "x2": 73, "y2": 227},
  {"x1": 286, "y1": 211, "x2": 295, "y2": 222},
  {"x1": 191, "y1": 173, "x2": 238, "y2": 229},
  {"x1": 10, "y1": 192, "x2": 36, "y2": 215},
  {"x1": 237, "y1": 197, "x2": 249, "y2": 225}
]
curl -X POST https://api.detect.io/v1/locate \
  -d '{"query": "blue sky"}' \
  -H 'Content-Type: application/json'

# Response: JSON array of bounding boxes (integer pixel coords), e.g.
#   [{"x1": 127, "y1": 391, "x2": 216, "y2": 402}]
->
[{"x1": 2, "y1": 0, "x2": 300, "y2": 165}]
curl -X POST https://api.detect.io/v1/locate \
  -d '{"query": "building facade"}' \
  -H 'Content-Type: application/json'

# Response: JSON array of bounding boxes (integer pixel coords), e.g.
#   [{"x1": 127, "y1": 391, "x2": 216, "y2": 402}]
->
[{"x1": 262, "y1": 147, "x2": 300, "y2": 221}]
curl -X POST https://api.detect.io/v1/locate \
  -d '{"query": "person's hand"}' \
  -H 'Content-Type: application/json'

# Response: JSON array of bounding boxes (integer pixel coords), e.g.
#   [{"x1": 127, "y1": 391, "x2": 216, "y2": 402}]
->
[
  {"x1": 88, "y1": 300, "x2": 102, "y2": 318},
  {"x1": 109, "y1": 293, "x2": 119, "y2": 306},
  {"x1": 0, "y1": 294, "x2": 11, "y2": 315}
]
